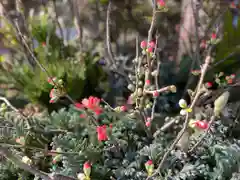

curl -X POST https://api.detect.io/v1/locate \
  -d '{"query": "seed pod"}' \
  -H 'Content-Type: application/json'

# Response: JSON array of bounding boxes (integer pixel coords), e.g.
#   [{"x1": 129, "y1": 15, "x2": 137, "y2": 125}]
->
[{"x1": 214, "y1": 91, "x2": 230, "y2": 117}]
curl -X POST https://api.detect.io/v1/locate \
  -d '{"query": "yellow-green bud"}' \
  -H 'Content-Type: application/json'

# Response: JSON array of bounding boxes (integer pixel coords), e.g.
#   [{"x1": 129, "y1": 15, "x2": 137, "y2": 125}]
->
[{"x1": 214, "y1": 91, "x2": 230, "y2": 117}]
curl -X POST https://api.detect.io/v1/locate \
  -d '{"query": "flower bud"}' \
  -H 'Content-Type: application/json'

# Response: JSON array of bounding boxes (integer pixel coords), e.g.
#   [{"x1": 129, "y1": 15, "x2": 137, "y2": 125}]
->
[
  {"x1": 22, "y1": 156, "x2": 32, "y2": 165},
  {"x1": 140, "y1": 40, "x2": 147, "y2": 49},
  {"x1": 169, "y1": 85, "x2": 177, "y2": 93},
  {"x1": 83, "y1": 161, "x2": 91, "y2": 177},
  {"x1": 179, "y1": 99, "x2": 187, "y2": 109},
  {"x1": 145, "y1": 160, "x2": 154, "y2": 176},
  {"x1": 16, "y1": 136, "x2": 25, "y2": 145}
]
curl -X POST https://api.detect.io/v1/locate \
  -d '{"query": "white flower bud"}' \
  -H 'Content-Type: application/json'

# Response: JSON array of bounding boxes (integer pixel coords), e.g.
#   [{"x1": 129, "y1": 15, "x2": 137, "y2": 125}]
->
[{"x1": 179, "y1": 99, "x2": 187, "y2": 109}]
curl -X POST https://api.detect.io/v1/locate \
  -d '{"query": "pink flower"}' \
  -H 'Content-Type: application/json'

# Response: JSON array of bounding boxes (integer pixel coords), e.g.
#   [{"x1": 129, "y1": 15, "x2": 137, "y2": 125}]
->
[
  {"x1": 79, "y1": 114, "x2": 86, "y2": 118},
  {"x1": 83, "y1": 161, "x2": 91, "y2": 177},
  {"x1": 211, "y1": 33, "x2": 217, "y2": 40},
  {"x1": 140, "y1": 40, "x2": 147, "y2": 49},
  {"x1": 153, "y1": 91, "x2": 159, "y2": 97},
  {"x1": 75, "y1": 103, "x2": 83, "y2": 109},
  {"x1": 82, "y1": 96, "x2": 102, "y2": 115},
  {"x1": 148, "y1": 41, "x2": 156, "y2": 48},
  {"x1": 47, "y1": 77, "x2": 57, "y2": 85},
  {"x1": 194, "y1": 121, "x2": 208, "y2": 129},
  {"x1": 146, "y1": 160, "x2": 153, "y2": 165},
  {"x1": 145, "y1": 121, "x2": 151, "y2": 127},
  {"x1": 147, "y1": 47, "x2": 153, "y2": 53},
  {"x1": 96, "y1": 125, "x2": 108, "y2": 141},
  {"x1": 84, "y1": 161, "x2": 91, "y2": 169},
  {"x1": 206, "y1": 82, "x2": 213, "y2": 88},
  {"x1": 145, "y1": 79, "x2": 151, "y2": 85},
  {"x1": 120, "y1": 105, "x2": 127, "y2": 112},
  {"x1": 200, "y1": 40, "x2": 207, "y2": 49},
  {"x1": 157, "y1": 0, "x2": 165, "y2": 7}
]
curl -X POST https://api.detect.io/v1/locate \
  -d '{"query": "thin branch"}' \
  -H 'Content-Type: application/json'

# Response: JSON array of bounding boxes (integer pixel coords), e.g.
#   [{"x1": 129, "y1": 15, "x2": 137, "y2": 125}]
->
[
  {"x1": 0, "y1": 96, "x2": 31, "y2": 128},
  {"x1": 106, "y1": 0, "x2": 115, "y2": 67}
]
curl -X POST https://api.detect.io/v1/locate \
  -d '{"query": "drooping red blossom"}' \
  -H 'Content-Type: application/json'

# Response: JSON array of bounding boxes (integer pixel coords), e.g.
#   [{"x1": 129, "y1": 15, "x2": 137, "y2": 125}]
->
[
  {"x1": 145, "y1": 79, "x2": 151, "y2": 85},
  {"x1": 84, "y1": 161, "x2": 91, "y2": 169},
  {"x1": 82, "y1": 96, "x2": 103, "y2": 115},
  {"x1": 211, "y1": 33, "x2": 217, "y2": 40},
  {"x1": 96, "y1": 125, "x2": 108, "y2": 141},
  {"x1": 42, "y1": 42, "x2": 46, "y2": 46},
  {"x1": 157, "y1": 0, "x2": 165, "y2": 7},
  {"x1": 140, "y1": 40, "x2": 147, "y2": 49},
  {"x1": 194, "y1": 121, "x2": 208, "y2": 129}
]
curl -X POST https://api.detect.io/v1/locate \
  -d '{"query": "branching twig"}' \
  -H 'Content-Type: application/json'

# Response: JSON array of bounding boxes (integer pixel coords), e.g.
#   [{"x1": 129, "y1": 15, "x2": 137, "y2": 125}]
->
[
  {"x1": 0, "y1": 147, "x2": 52, "y2": 180},
  {"x1": 147, "y1": 55, "x2": 211, "y2": 179}
]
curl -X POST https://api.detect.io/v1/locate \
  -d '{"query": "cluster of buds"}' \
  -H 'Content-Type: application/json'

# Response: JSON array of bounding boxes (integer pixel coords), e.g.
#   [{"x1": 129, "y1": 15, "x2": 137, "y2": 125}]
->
[
  {"x1": 145, "y1": 160, "x2": 154, "y2": 176},
  {"x1": 16, "y1": 136, "x2": 25, "y2": 146},
  {"x1": 215, "y1": 72, "x2": 236, "y2": 87},
  {"x1": 114, "y1": 105, "x2": 127, "y2": 112},
  {"x1": 22, "y1": 156, "x2": 32, "y2": 166},
  {"x1": 210, "y1": 32, "x2": 220, "y2": 45},
  {"x1": 191, "y1": 69, "x2": 201, "y2": 76},
  {"x1": 48, "y1": 77, "x2": 66, "y2": 103},
  {"x1": 225, "y1": 74, "x2": 235, "y2": 84},
  {"x1": 189, "y1": 119, "x2": 209, "y2": 130},
  {"x1": 140, "y1": 40, "x2": 156, "y2": 57},
  {"x1": 179, "y1": 99, "x2": 192, "y2": 115}
]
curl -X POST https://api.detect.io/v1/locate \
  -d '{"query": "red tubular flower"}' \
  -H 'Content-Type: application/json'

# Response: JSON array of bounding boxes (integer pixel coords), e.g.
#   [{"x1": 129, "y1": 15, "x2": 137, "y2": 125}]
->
[
  {"x1": 140, "y1": 40, "x2": 147, "y2": 49},
  {"x1": 82, "y1": 96, "x2": 102, "y2": 115},
  {"x1": 96, "y1": 125, "x2": 108, "y2": 141},
  {"x1": 194, "y1": 121, "x2": 208, "y2": 129}
]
